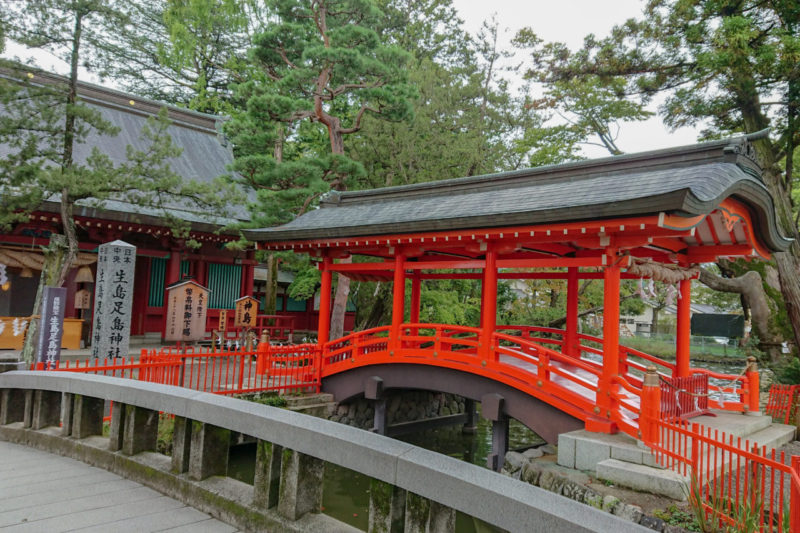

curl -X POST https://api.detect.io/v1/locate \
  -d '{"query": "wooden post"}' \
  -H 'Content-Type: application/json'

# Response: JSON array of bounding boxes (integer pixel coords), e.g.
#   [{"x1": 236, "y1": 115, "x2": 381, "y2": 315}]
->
[
  {"x1": 256, "y1": 332, "x2": 269, "y2": 375},
  {"x1": 481, "y1": 249, "x2": 498, "y2": 361},
  {"x1": 640, "y1": 367, "x2": 661, "y2": 446},
  {"x1": 791, "y1": 455, "x2": 800, "y2": 533},
  {"x1": 566, "y1": 267, "x2": 579, "y2": 357},
  {"x1": 410, "y1": 273, "x2": 421, "y2": 324},
  {"x1": 675, "y1": 278, "x2": 691, "y2": 378},
  {"x1": 317, "y1": 256, "x2": 332, "y2": 347},
  {"x1": 161, "y1": 249, "x2": 182, "y2": 342},
  {"x1": 598, "y1": 250, "x2": 620, "y2": 420},
  {"x1": 391, "y1": 253, "x2": 406, "y2": 353},
  {"x1": 746, "y1": 356, "x2": 761, "y2": 415}
]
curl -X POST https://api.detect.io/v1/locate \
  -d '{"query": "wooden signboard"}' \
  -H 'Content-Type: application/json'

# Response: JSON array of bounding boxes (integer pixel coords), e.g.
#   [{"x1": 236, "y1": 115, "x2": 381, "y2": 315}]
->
[
  {"x1": 234, "y1": 296, "x2": 258, "y2": 328},
  {"x1": 218, "y1": 309, "x2": 228, "y2": 332},
  {"x1": 165, "y1": 279, "x2": 210, "y2": 342},
  {"x1": 74, "y1": 289, "x2": 91, "y2": 310}
]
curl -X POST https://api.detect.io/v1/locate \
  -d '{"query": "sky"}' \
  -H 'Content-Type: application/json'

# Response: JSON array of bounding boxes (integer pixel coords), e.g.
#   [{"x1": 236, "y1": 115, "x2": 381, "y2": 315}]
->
[
  {"x1": 4, "y1": 0, "x2": 702, "y2": 158},
  {"x1": 451, "y1": 0, "x2": 702, "y2": 157}
]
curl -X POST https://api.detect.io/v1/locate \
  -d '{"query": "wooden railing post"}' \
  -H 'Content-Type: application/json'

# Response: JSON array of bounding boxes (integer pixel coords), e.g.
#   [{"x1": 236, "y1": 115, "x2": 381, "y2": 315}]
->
[
  {"x1": 791, "y1": 456, "x2": 800, "y2": 533},
  {"x1": 745, "y1": 356, "x2": 760, "y2": 415},
  {"x1": 256, "y1": 332, "x2": 269, "y2": 375},
  {"x1": 640, "y1": 366, "x2": 661, "y2": 446}
]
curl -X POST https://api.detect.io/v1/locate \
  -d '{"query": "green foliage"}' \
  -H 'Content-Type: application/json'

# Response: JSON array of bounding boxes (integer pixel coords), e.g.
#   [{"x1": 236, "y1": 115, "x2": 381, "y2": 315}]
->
[
  {"x1": 776, "y1": 357, "x2": 800, "y2": 385},
  {"x1": 241, "y1": 392, "x2": 288, "y2": 407},
  {"x1": 653, "y1": 504, "x2": 701, "y2": 532}
]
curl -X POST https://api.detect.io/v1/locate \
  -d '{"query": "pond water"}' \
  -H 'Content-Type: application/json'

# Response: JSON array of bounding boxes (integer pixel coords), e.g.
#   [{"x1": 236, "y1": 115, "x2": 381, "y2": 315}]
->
[
  {"x1": 227, "y1": 409, "x2": 542, "y2": 531},
  {"x1": 226, "y1": 357, "x2": 747, "y2": 531}
]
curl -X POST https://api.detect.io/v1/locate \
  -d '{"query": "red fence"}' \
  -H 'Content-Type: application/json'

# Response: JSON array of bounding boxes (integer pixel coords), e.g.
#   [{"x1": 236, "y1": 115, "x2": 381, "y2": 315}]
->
[
  {"x1": 647, "y1": 418, "x2": 800, "y2": 532},
  {"x1": 41, "y1": 343, "x2": 320, "y2": 397},
  {"x1": 660, "y1": 374, "x2": 711, "y2": 419},
  {"x1": 766, "y1": 384, "x2": 800, "y2": 426}
]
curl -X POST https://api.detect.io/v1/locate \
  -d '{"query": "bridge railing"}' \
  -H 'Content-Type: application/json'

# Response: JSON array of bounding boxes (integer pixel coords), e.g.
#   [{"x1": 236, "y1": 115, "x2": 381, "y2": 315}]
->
[
  {"x1": 0, "y1": 371, "x2": 644, "y2": 533},
  {"x1": 42, "y1": 344, "x2": 321, "y2": 397}
]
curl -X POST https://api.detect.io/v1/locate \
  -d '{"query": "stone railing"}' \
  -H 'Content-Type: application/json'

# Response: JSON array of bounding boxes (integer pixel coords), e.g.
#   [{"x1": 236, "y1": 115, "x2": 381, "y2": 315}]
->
[{"x1": 0, "y1": 371, "x2": 648, "y2": 533}]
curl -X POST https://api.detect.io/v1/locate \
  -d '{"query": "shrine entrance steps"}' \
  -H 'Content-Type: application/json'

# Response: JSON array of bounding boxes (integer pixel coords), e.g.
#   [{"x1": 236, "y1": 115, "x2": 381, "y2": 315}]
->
[{"x1": 556, "y1": 411, "x2": 796, "y2": 500}]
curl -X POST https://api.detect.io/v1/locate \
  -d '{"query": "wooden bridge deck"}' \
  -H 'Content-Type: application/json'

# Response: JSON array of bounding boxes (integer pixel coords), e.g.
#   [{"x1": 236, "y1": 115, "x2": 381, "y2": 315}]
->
[{"x1": 0, "y1": 441, "x2": 238, "y2": 533}]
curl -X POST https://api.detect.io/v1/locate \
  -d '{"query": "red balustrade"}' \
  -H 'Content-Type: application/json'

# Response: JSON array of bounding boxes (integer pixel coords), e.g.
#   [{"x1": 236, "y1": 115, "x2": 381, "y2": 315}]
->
[{"x1": 766, "y1": 384, "x2": 800, "y2": 425}]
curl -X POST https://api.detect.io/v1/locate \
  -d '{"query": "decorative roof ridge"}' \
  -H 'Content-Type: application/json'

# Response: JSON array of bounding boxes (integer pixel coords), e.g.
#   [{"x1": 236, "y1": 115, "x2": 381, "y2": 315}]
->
[{"x1": 320, "y1": 133, "x2": 767, "y2": 208}]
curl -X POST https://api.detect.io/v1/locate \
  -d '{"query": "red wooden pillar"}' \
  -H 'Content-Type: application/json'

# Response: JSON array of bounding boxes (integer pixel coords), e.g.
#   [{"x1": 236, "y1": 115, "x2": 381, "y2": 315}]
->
[
  {"x1": 675, "y1": 278, "x2": 691, "y2": 378},
  {"x1": 196, "y1": 258, "x2": 207, "y2": 287},
  {"x1": 481, "y1": 249, "x2": 498, "y2": 361},
  {"x1": 317, "y1": 256, "x2": 333, "y2": 347},
  {"x1": 565, "y1": 267, "x2": 579, "y2": 357},
  {"x1": 391, "y1": 254, "x2": 406, "y2": 351},
  {"x1": 598, "y1": 251, "x2": 620, "y2": 420},
  {"x1": 161, "y1": 250, "x2": 182, "y2": 341},
  {"x1": 243, "y1": 251, "x2": 255, "y2": 297},
  {"x1": 410, "y1": 273, "x2": 421, "y2": 324}
]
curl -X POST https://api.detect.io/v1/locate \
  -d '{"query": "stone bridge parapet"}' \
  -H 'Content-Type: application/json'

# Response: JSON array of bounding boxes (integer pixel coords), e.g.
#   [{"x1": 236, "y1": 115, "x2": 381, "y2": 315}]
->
[{"x1": 0, "y1": 371, "x2": 648, "y2": 533}]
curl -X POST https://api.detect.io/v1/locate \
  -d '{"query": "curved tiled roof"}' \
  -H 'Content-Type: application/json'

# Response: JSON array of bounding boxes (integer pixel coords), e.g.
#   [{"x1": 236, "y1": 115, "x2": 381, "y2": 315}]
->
[{"x1": 247, "y1": 133, "x2": 791, "y2": 252}]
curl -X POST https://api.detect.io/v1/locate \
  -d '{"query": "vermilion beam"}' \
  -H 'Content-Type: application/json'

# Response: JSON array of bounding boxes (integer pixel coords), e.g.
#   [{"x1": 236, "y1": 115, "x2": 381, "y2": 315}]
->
[
  {"x1": 481, "y1": 249, "x2": 498, "y2": 361},
  {"x1": 565, "y1": 267, "x2": 579, "y2": 358},
  {"x1": 391, "y1": 254, "x2": 406, "y2": 350},
  {"x1": 410, "y1": 273, "x2": 421, "y2": 323},
  {"x1": 675, "y1": 278, "x2": 691, "y2": 378},
  {"x1": 598, "y1": 253, "x2": 621, "y2": 420},
  {"x1": 317, "y1": 256, "x2": 333, "y2": 346}
]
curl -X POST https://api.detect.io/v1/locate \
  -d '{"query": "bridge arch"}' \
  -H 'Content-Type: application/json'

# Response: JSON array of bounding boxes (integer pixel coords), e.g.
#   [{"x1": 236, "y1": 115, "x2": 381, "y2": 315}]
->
[{"x1": 322, "y1": 363, "x2": 583, "y2": 444}]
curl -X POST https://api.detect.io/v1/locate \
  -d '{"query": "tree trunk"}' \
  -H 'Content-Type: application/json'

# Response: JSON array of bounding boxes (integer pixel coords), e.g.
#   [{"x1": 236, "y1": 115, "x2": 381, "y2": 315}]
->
[
  {"x1": 264, "y1": 253, "x2": 278, "y2": 315},
  {"x1": 21, "y1": 234, "x2": 69, "y2": 364},
  {"x1": 329, "y1": 256, "x2": 351, "y2": 340},
  {"x1": 698, "y1": 267, "x2": 782, "y2": 361}
]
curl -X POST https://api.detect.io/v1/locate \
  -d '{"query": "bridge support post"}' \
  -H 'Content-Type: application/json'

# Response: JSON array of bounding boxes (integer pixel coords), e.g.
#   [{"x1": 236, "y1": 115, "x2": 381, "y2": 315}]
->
[
  {"x1": 405, "y1": 492, "x2": 456, "y2": 533},
  {"x1": 71, "y1": 395, "x2": 104, "y2": 438},
  {"x1": 278, "y1": 448, "x2": 324, "y2": 520},
  {"x1": 254, "y1": 440, "x2": 283, "y2": 510},
  {"x1": 22, "y1": 390, "x2": 33, "y2": 428},
  {"x1": 31, "y1": 390, "x2": 61, "y2": 430},
  {"x1": 122, "y1": 404, "x2": 159, "y2": 455},
  {"x1": 462, "y1": 399, "x2": 477, "y2": 434},
  {"x1": 0, "y1": 388, "x2": 26, "y2": 425},
  {"x1": 366, "y1": 376, "x2": 387, "y2": 435},
  {"x1": 61, "y1": 393, "x2": 74, "y2": 436},
  {"x1": 189, "y1": 422, "x2": 230, "y2": 480},
  {"x1": 481, "y1": 393, "x2": 508, "y2": 472},
  {"x1": 171, "y1": 416, "x2": 192, "y2": 473},
  {"x1": 108, "y1": 402, "x2": 126, "y2": 451},
  {"x1": 369, "y1": 479, "x2": 406, "y2": 533}
]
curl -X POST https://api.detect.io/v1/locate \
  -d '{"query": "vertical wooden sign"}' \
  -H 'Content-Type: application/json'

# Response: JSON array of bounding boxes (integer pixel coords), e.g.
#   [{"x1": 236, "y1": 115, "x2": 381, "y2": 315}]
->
[
  {"x1": 165, "y1": 279, "x2": 210, "y2": 342},
  {"x1": 91, "y1": 240, "x2": 136, "y2": 359},
  {"x1": 36, "y1": 286, "x2": 67, "y2": 369},
  {"x1": 218, "y1": 309, "x2": 228, "y2": 332}
]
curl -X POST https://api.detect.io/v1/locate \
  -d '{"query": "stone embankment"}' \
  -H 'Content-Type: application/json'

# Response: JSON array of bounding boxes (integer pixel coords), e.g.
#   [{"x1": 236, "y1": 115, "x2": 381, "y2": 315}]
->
[
  {"x1": 502, "y1": 447, "x2": 693, "y2": 533},
  {"x1": 326, "y1": 391, "x2": 466, "y2": 430}
]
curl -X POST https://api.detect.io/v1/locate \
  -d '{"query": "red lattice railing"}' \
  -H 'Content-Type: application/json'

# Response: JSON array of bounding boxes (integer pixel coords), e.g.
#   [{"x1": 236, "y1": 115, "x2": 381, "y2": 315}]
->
[{"x1": 766, "y1": 384, "x2": 800, "y2": 426}]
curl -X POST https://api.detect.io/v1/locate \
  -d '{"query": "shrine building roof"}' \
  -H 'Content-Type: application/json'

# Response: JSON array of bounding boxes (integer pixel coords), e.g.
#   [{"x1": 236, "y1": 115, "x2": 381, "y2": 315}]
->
[
  {"x1": 0, "y1": 66, "x2": 247, "y2": 234},
  {"x1": 247, "y1": 131, "x2": 791, "y2": 255}
]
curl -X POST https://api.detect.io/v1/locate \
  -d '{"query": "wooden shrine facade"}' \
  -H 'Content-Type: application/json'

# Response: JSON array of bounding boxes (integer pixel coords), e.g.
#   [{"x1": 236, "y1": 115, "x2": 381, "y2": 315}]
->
[
  {"x1": 247, "y1": 132, "x2": 791, "y2": 435},
  {"x1": 0, "y1": 69, "x2": 255, "y2": 342}
]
